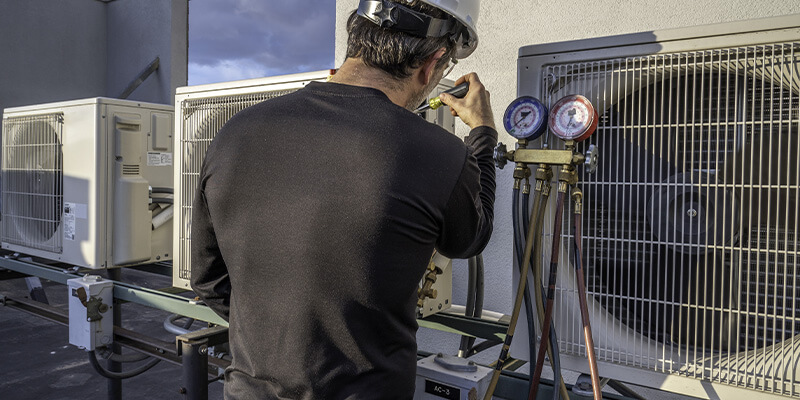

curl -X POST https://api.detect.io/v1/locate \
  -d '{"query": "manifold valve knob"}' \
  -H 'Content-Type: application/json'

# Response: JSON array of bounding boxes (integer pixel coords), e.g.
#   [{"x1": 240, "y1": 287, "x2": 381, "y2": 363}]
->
[
  {"x1": 584, "y1": 144, "x2": 599, "y2": 174},
  {"x1": 493, "y1": 142, "x2": 508, "y2": 169}
]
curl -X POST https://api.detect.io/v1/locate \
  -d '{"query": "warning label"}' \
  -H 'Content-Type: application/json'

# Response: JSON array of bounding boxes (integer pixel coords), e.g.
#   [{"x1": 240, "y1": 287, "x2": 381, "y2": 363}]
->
[
  {"x1": 147, "y1": 152, "x2": 173, "y2": 167},
  {"x1": 63, "y1": 202, "x2": 86, "y2": 241},
  {"x1": 64, "y1": 211, "x2": 75, "y2": 241}
]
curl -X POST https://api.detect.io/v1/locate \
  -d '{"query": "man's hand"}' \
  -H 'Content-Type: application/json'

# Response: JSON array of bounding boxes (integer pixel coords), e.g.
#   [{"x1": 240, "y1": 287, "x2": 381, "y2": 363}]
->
[{"x1": 438, "y1": 73, "x2": 495, "y2": 130}]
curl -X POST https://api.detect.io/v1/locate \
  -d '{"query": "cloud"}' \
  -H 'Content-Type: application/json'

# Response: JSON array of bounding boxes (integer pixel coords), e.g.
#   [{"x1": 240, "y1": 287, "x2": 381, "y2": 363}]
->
[{"x1": 188, "y1": 0, "x2": 336, "y2": 85}]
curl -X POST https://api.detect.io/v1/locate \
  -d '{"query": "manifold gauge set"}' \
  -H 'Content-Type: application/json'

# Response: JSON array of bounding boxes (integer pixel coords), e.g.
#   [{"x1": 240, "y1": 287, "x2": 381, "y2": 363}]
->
[{"x1": 503, "y1": 94, "x2": 598, "y2": 142}]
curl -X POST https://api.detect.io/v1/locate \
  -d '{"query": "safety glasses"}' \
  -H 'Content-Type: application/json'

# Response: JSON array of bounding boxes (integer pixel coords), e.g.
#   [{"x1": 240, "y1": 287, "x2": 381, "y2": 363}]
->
[{"x1": 443, "y1": 57, "x2": 458, "y2": 79}]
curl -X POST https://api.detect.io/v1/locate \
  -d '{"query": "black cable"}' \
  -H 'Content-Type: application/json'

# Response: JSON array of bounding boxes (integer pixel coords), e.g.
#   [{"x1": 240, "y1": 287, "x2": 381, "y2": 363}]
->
[
  {"x1": 151, "y1": 187, "x2": 173, "y2": 194},
  {"x1": 151, "y1": 198, "x2": 173, "y2": 205},
  {"x1": 97, "y1": 347, "x2": 151, "y2": 363},
  {"x1": 88, "y1": 350, "x2": 161, "y2": 379}
]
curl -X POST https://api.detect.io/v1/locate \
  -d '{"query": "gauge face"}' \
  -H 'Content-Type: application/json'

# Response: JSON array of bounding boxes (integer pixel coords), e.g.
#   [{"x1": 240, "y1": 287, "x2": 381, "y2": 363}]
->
[
  {"x1": 548, "y1": 95, "x2": 597, "y2": 142},
  {"x1": 503, "y1": 96, "x2": 548, "y2": 140}
]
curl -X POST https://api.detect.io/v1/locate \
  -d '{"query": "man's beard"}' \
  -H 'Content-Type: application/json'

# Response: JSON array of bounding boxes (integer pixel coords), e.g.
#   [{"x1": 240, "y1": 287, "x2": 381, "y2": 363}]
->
[{"x1": 405, "y1": 77, "x2": 441, "y2": 111}]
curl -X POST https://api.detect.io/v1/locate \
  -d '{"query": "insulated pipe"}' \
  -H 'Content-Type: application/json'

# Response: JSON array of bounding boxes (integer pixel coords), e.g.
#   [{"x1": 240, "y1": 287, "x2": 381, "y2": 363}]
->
[
  {"x1": 529, "y1": 189, "x2": 567, "y2": 400},
  {"x1": 164, "y1": 314, "x2": 199, "y2": 336},
  {"x1": 447, "y1": 305, "x2": 505, "y2": 322},
  {"x1": 573, "y1": 188, "x2": 602, "y2": 400},
  {"x1": 152, "y1": 205, "x2": 174, "y2": 230}
]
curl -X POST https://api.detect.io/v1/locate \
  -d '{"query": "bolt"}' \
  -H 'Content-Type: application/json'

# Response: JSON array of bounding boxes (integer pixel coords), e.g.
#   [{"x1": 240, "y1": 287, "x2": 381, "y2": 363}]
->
[
  {"x1": 199, "y1": 345, "x2": 208, "y2": 355},
  {"x1": 179, "y1": 387, "x2": 186, "y2": 394},
  {"x1": 687, "y1": 208, "x2": 698, "y2": 218}
]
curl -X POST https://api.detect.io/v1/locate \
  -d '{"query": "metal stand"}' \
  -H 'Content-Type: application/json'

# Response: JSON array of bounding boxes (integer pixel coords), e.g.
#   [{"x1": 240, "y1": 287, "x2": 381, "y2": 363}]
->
[
  {"x1": 176, "y1": 325, "x2": 228, "y2": 399},
  {"x1": 24, "y1": 277, "x2": 49, "y2": 304},
  {"x1": 107, "y1": 268, "x2": 122, "y2": 400}
]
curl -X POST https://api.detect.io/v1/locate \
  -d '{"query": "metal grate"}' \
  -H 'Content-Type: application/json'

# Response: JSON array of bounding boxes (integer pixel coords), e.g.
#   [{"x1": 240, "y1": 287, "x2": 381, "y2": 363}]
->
[
  {"x1": 177, "y1": 90, "x2": 300, "y2": 282},
  {"x1": 542, "y1": 42, "x2": 800, "y2": 396},
  {"x1": 1, "y1": 113, "x2": 64, "y2": 253}
]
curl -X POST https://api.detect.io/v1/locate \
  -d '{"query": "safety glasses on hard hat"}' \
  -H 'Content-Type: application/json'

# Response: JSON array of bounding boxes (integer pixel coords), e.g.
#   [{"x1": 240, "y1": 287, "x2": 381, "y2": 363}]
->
[{"x1": 443, "y1": 57, "x2": 457, "y2": 79}]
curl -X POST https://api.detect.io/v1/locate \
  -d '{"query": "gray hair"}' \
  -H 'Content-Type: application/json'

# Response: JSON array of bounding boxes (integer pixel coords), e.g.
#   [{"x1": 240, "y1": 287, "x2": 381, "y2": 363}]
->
[{"x1": 345, "y1": 2, "x2": 458, "y2": 80}]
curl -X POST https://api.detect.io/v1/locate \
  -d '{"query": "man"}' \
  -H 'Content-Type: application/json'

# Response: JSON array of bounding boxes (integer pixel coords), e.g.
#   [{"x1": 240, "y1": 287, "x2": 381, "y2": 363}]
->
[{"x1": 191, "y1": 0, "x2": 495, "y2": 398}]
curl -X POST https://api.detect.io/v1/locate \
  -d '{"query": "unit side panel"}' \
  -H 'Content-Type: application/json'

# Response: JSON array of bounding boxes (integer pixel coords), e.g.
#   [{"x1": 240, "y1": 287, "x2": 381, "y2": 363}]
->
[{"x1": 104, "y1": 104, "x2": 174, "y2": 267}]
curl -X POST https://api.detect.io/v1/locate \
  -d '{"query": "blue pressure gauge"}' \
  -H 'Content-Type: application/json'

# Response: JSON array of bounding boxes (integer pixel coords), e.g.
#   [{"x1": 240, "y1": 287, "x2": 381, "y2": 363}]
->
[{"x1": 503, "y1": 96, "x2": 548, "y2": 140}]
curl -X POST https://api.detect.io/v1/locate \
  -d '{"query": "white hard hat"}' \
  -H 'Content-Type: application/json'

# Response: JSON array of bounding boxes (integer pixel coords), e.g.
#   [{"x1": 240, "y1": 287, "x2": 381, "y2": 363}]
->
[{"x1": 357, "y1": 0, "x2": 480, "y2": 59}]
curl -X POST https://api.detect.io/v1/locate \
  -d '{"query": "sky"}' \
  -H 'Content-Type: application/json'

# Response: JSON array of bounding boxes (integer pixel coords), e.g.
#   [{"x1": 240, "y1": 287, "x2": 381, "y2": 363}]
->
[{"x1": 188, "y1": 0, "x2": 338, "y2": 86}]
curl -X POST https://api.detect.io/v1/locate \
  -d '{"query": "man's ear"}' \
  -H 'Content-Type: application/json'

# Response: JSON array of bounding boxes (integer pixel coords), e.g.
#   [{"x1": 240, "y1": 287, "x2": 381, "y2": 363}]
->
[{"x1": 419, "y1": 48, "x2": 447, "y2": 86}]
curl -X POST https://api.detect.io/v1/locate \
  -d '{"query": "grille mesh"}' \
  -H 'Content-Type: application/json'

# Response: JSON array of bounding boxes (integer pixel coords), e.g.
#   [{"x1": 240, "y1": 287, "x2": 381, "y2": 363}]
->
[
  {"x1": 542, "y1": 43, "x2": 800, "y2": 395},
  {"x1": 1, "y1": 113, "x2": 64, "y2": 253},
  {"x1": 177, "y1": 90, "x2": 300, "y2": 282}
]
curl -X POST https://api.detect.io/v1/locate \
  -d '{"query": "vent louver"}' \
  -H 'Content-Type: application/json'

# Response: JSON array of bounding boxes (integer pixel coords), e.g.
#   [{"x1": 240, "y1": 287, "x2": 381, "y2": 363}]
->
[
  {"x1": 539, "y1": 41, "x2": 800, "y2": 396},
  {"x1": 177, "y1": 90, "x2": 300, "y2": 283},
  {"x1": 1, "y1": 113, "x2": 64, "y2": 253}
]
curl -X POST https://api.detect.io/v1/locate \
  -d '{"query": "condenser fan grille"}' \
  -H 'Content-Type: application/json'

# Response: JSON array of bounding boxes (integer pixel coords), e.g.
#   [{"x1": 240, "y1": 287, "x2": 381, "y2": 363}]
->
[
  {"x1": 1, "y1": 113, "x2": 64, "y2": 253},
  {"x1": 177, "y1": 90, "x2": 300, "y2": 282},
  {"x1": 542, "y1": 42, "x2": 800, "y2": 395}
]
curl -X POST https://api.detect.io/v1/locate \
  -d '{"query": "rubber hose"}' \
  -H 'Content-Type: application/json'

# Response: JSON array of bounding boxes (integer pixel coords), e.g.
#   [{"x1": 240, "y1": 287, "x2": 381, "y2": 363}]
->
[
  {"x1": 514, "y1": 188, "x2": 538, "y2": 391},
  {"x1": 531, "y1": 185, "x2": 570, "y2": 400},
  {"x1": 607, "y1": 380, "x2": 646, "y2": 400},
  {"x1": 474, "y1": 254, "x2": 484, "y2": 319},
  {"x1": 529, "y1": 190, "x2": 567, "y2": 400},
  {"x1": 462, "y1": 254, "x2": 486, "y2": 357},
  {"x1": 88, "y1": 350, "x2": 161, "y2": 379},
  {"x1": 482, "y1": 181, "x2": 541, "y2": 400},
  {"x1": 459, "y1": 256, "x2": 479, "y2": 356}
]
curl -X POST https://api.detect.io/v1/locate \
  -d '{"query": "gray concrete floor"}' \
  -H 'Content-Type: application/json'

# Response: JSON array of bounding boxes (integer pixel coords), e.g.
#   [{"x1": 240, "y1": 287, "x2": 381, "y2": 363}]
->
[
  {"x1": 0, "y1": 264, "x2": 693, "y2": 400},
  {"x1": 0, "y1": 267, "x2": 224, "y2": 400}
]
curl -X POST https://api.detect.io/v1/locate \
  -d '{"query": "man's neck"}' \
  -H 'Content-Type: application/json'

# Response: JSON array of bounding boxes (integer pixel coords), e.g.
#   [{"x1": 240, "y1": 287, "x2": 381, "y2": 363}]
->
[{"x1": 328, "y1": 58, "x2": 418, "y2": 109}]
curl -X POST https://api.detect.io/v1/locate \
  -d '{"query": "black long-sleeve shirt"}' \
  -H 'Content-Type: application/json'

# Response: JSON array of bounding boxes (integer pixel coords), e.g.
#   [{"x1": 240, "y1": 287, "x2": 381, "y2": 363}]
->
[{"x1": 191, "y1": 81, "x2": 496, "y2": 400}]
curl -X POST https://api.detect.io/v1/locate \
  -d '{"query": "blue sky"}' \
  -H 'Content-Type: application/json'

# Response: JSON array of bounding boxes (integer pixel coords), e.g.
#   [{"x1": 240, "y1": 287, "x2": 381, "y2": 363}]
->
[{"x1": 188, "y1": 0, "x2": 338, "y2": 85}]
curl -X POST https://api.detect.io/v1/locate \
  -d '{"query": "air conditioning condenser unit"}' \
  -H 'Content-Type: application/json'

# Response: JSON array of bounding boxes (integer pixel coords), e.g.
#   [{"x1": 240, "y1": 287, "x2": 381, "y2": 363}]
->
[
  {"x1": 1, "y1": 97, "x2": 174, "y2": 268},
  {"x1": 172, "y1": 71, "x2": 459, "y2": 319},
  {"x1": 513, "y1": 14, "x2": 800, "y2": 399}
]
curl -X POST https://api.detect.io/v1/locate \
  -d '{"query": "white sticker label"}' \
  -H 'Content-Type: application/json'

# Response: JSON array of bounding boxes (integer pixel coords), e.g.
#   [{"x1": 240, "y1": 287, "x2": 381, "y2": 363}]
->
[
  {"x1": 64, "y1": 202, "x2": 87, "y2": 219},
  {"x1": 63, "y1": 202, "x2": 87, "y2": 241},
  {"x1": 64, "y1": 213, "x2": 76, "y2": 241},
  {"x1": 147, "y1": 152, "x2": 173, "y2": 166}
]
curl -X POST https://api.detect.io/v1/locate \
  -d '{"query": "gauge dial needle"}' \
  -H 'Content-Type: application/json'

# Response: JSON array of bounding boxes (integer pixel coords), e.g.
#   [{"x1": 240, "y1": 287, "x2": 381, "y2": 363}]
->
[
  {"x1": 567, "y1": 108, "x2": 577, "y2": 128},
  {"x1": 516, "y1": 111, "x2": 531, "y2": 126}
]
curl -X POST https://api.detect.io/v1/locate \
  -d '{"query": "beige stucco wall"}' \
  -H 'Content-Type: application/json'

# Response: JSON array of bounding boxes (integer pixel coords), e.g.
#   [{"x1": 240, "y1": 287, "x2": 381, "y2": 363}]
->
[{"x1": 334, "y1": 0, "x2": 800, "y2": 359}]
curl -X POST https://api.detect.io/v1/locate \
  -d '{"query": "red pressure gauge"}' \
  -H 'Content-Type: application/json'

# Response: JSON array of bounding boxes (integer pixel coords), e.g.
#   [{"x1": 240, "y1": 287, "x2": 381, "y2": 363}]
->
[{"x1": 548, "y1": 95, "x2": 598, "y2": 142}]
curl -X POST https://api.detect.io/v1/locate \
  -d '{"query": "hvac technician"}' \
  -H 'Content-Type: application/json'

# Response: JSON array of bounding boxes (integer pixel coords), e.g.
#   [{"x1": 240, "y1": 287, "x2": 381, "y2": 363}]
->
[{"x1": 191, "y1": 0, "x2": 495, "y2": 398}]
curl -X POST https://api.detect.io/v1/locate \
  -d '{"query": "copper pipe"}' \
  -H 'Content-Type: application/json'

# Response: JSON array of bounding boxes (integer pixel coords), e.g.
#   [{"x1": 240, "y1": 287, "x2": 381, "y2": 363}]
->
[{"x1": 573, "y1": 189, "x2": 602, "y2": 400}]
